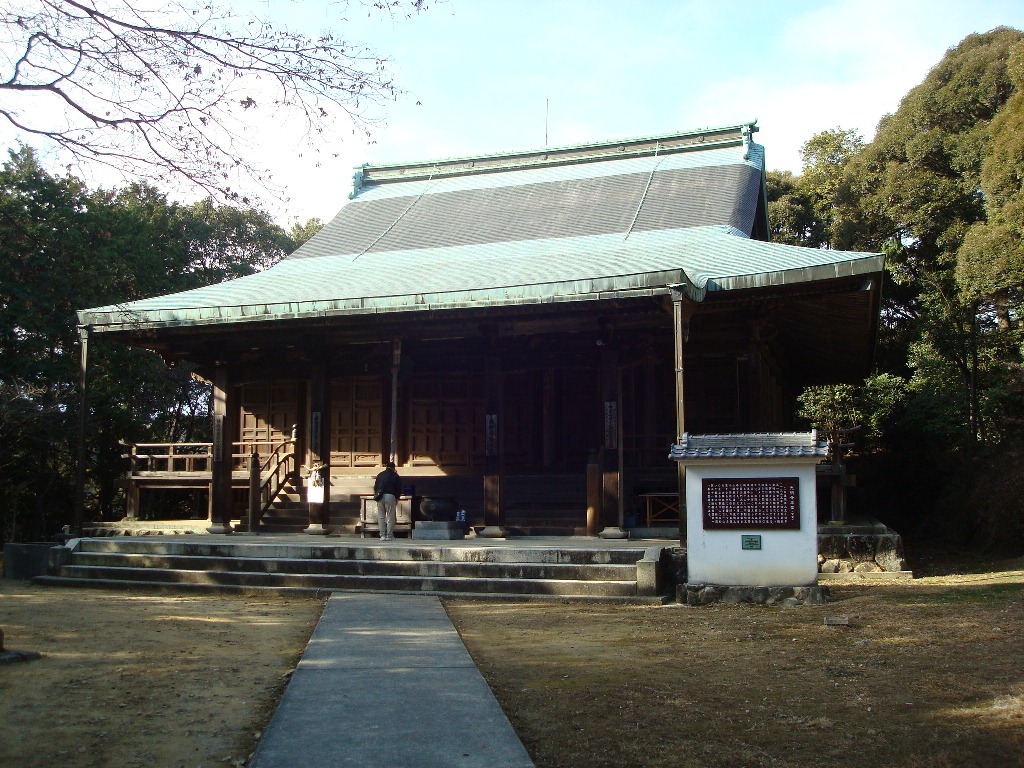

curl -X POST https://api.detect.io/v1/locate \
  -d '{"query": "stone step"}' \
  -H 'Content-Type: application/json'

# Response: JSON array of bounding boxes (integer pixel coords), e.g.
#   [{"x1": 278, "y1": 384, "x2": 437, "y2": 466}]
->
[
  {"x1": 69, "y1": 552, "x2": 637, "y2": 581},
  {"x1": 74, "y1": 539, "x2": 650, "y2": 565},
  {"x1": 41, "y1": 537, "x2": 666, "y2": 600},
  {"x1": 32, "y1": 575, "x2": 664, "y2": 603},
  {"x1": 48, "y1": 565, "x2": 640, "y2": 597}
]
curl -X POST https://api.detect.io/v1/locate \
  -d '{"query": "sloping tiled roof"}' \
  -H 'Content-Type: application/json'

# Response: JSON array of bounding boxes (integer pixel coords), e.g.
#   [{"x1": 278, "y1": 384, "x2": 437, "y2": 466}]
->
[
  {"x1": 292, "y1": 142, "x2": 764, "y2": 260},
  {"x1": 78, "y1": 226, "x2": 882, "y2": 330},
  {"x1": 669, "y1": 432, "x2": 828, "y2": 461},
  {"x1": 78, "y1": 121, "x2": 884, "y2": 333}
]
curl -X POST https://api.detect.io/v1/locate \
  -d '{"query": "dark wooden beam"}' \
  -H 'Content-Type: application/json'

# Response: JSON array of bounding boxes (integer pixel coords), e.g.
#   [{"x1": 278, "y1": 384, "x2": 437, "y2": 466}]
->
[
  {"x1": 480, "y1": 352, "x2": 507, "y2": 537},
  {"x1": 208, "y1": 364, "x2": 236, "y2": 534},
  {"x1": 305, "y1": 360, "x2": 331, "y2": 534}
]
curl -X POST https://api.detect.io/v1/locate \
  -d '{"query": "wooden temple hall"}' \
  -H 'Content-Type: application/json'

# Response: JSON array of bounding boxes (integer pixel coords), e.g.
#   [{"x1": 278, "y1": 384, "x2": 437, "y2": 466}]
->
[{"x1": 77, "y1": 121, "x2": 884, "y2": 538}]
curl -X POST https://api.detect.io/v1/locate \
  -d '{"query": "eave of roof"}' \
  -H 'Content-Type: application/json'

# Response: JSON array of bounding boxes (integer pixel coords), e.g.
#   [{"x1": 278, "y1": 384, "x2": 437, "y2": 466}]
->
[
  {"x1": 669, "y1": 431, "x2": 829, "y2": 461},
  {"x1": 78, "y1": 226, "x2": 884, "y2": 334}
]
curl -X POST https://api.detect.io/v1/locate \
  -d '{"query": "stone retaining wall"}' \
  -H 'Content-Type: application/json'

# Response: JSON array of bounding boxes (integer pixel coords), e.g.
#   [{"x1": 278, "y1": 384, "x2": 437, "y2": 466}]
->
[
  {"x1": 678, "y1": 583, "x2": 830, "y2": 606},
  {"x1": 817, "y1": 530, "x2": 907, "y2": 573}
]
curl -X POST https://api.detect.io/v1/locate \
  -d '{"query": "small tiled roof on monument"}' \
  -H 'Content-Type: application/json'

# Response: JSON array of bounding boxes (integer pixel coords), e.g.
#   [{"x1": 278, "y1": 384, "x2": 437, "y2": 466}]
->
[
  {"x1": 78, "y1": 121, "x2": 885, "y2": 332},
  {"x1": 669, "y1": 432, "x2": 829, "y2": 461}
]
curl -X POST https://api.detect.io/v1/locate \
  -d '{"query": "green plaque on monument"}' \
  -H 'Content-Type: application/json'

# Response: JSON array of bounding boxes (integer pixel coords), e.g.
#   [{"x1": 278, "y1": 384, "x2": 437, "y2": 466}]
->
[{"x1": 741, "y1": 535, "x2": 762, "y2": 550}]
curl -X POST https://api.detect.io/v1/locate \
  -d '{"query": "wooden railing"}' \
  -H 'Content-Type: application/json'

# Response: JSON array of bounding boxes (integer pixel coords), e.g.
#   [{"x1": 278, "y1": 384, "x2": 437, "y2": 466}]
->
[
  {"x1": 127, "y1": 442, "x2": 214, "y2": 474},
  {"x1": 123, "y1": 433, "x2": 298, "y2": 529},
  {"x1": 247, "y1": 436, "x2": 298, "y2": 531},
  {"x1": 126, "y1": 439, "x2": 294, "y2": 474}
]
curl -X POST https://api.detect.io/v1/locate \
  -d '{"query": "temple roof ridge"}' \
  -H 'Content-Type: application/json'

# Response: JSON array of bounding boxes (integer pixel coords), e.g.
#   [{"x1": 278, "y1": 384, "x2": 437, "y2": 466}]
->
[{"x1": 351, "y1": 120, "x2": 760, "y2": 192}]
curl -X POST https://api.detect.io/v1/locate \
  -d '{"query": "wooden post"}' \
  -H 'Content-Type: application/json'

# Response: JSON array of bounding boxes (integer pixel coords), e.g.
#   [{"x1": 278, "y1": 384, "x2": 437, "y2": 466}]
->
[
  {"x1": 542, "y1": 369, "x2": 556, "y2": 468},
  {"x1": 389, "y1": 338, "x2": 401, "y2": 463},
  {"x1": 480, "y1": 353, "x2": 507, "y2": 537},
  {"x1": 247, "y1": 450, "x2": 260, "y2": 533},
  {"x1": 672, "y1": 291, "x2": 694, "y2": 540},
  {"x1": 126, "y1": 483, "x2": 140, "y2": 521},
  {"x1": 598, "y1": 344, "x2": 628, "y2": 539},
  {"x1": 73, "y1": 325, "x2": 90, "y2": 537},
  {"x1": 305, "y1": 361, "x2": 331, "y2": 535},
  {"x1": 586, "y1": 449, "x2": 601, "y2": 536},
  {"x1": 207, "y1": 364, "x2": 234, "y2": 534}
]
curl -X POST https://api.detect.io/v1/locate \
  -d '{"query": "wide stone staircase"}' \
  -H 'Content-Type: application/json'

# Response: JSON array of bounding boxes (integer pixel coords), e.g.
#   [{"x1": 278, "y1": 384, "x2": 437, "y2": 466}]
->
[{"x1": 34, "y1": 538, "x2": 669, "y2": 603}]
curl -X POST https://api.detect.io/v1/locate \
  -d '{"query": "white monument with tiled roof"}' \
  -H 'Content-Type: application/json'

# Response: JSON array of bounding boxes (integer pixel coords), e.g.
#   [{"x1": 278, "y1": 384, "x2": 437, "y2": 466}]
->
[{"x1": 670, "y1": 432, "x2": 827, "y2": 591}]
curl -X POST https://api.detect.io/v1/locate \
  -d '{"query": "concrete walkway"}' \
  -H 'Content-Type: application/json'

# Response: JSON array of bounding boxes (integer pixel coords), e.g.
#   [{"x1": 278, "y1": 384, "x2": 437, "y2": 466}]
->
[{"x1": 249, "y1": 593, "x2": 535, "y2": 768}]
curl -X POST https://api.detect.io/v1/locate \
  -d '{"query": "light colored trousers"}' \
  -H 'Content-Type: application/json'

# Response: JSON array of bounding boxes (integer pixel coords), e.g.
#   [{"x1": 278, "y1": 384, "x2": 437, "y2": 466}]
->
[{"x1": 376, "y1": 493, "x2": 397, "y2": 538}]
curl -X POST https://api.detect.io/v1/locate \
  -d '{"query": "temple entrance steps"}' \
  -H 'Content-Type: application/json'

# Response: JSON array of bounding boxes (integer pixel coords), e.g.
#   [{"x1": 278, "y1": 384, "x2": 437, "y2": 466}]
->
[
  {"x1": 255, "y1": 482, "x2": 308, "y2": 532},
  {"x1": 35, "y1": 537, "x2": 670, "y2": 603},
  {"x1": 243, "y1": 480, "x2": 362, "y2": 535}
]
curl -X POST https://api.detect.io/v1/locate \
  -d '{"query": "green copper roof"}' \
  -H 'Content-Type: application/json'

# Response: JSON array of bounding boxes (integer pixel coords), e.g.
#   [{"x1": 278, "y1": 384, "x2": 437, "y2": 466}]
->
[
  {"x1": 78, "y1": 121, "x2": 884, "y2": 335},
  {"x1": 79, "y1": 226, "x2": 883, "y2": 332}
]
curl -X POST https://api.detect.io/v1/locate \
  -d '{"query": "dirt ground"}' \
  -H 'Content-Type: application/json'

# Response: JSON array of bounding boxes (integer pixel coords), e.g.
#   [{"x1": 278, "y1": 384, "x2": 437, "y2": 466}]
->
[
  {"x1": 0, "y1": 577, "x2": 324, "y2": 768},
  {"x1": 1, "y1": 549, "x2": 1022, "y2": 768},
  {"x1": 448, "y1": 550, "x2": 1024, "y2": 768}
]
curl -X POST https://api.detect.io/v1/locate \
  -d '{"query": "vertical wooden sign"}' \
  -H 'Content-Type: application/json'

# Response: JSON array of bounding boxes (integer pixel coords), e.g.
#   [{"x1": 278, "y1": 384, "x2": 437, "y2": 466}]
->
[
  {"x1": 213, "y1": 414, "x2": 225, "y2": 462},
  {"x1": 603, "y1": 400, "x2": 618, "y2": 450}
]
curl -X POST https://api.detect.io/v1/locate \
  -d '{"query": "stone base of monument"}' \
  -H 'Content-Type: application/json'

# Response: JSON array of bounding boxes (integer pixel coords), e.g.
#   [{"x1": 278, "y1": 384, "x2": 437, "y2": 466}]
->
[
  {"x1": 412, "y1": 521, "x2": 466, "y2": 540},
  {"x1": 678, "y1": 583, "x2": 830, "y2": 606}
]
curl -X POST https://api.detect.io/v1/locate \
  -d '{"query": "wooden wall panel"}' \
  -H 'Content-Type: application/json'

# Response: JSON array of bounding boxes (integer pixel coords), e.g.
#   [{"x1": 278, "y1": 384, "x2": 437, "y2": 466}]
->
[
  {"x1": 238, "y1": 381, "x2": 298, "y2": 452},
  {"x1": 331, "y1": 376, "x2": 383, "y2": 467},
  {"x1": 407, "y1": 374, "x2": 485, "y2": 467}
]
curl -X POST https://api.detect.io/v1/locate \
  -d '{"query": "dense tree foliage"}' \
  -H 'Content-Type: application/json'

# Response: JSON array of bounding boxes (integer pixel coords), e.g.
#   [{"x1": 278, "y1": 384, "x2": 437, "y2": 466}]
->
[
  {"x1": 780, "y1": 28, "x2": 1024, "y2": 549},
  {"x1": 0, "y1": 147, "x2": 301, "y2": 541}
]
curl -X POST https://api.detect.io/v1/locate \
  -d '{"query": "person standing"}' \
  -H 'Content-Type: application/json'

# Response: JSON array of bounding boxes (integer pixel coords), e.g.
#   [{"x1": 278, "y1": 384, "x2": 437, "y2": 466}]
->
[{"x1": 373, "y1": 460, "x2": 402, "y2": 541}]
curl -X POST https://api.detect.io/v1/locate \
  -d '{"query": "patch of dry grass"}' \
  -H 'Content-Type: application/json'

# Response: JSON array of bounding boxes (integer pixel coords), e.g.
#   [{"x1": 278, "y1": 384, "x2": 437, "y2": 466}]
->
[
  {"x1": 0, "y1": 579, "x2": 322, "y2": 768},
  {"x1": 446, "y1": 568, "x2": 1024, "y2": 768}
]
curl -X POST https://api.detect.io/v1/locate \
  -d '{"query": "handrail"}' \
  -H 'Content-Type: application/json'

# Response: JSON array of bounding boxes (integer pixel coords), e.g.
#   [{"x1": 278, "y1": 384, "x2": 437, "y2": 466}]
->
[
  {"x1": 249, "y1": 437, "x2": 298, "y2": 531},
  {"x1": 125, "y1": 438, "x2": 294, "y2": 474},
  {"x1": 123, "y1": 430, "x2": 301, "y2": 531}
]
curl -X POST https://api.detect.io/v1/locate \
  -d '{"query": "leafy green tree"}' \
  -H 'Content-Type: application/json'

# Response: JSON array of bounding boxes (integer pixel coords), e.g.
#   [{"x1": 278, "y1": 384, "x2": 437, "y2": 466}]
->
[
  {"x1": 765, "y1": 170, "x2": 825, "y2": 248},
  {"x1": 0, "y1": 146, "x2": 296, "y2": 540},
  {"x1": 800, "y1": 128, "x2": 864, "y2": 249},
  {"x1": 289, "y1": 217, "x2": 326, "y2": 248},
  {"x1": 841, "y1": 27, "x2": 1024, "y2": 449}
]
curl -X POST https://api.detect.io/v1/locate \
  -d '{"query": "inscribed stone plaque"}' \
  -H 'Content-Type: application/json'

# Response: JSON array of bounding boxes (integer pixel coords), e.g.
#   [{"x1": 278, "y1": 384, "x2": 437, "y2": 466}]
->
[{"x1": 702, "y1": 477, "x2": 800, "y2": 530}]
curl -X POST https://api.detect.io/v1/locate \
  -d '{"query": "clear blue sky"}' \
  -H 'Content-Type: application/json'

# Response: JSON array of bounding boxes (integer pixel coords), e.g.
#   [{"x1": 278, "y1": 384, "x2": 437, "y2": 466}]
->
[{"x1": 243, "y1": 0, "x2": 1024, "y2": 224}]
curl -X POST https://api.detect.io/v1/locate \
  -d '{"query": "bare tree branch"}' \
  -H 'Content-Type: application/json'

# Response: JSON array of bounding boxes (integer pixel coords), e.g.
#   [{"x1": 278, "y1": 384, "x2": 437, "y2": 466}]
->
[{"x1": 0, "y1": 0, "x2": 428, "y2": 202}]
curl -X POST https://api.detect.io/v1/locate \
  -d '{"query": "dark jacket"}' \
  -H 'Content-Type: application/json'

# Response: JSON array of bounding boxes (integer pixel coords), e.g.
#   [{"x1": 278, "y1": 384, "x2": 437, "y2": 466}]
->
[{"x1": 374, "y1": 467, "x2": 402, "y2": 498}]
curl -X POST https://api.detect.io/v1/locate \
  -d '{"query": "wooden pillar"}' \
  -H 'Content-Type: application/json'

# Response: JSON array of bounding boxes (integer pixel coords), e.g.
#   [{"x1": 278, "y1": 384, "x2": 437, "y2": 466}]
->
[
  {"x1": 389, "y1": 339, "x2": 401, "y2": 464},
  {"x1": 586, "y1": 448, "x2": 602, "y2": 535},
  {"x1": 643, "y1": 342, "x2": 658, "y2": 468},
  {"x1": 479, "y1": 353, "x2": 507, "y2": 538},
  {"x1": 74, "y1": 325, "x2": 90, "y2": 536},
  {"x1": 542, "y1": 369, "x2": 556, "y2": 468},
  {"x1": 673, "y1": 291, "x2": 695, "y2": 540},
  {"x1": 207, "y1": 363, "x2": 237, "y2": 534},
  {"x1": 748, "y1": 318, "x2": 765, "y2": 431},
  {"x1": 304, "y1": 360, "x2": 331, "y2": 534},
  {"x1": 598, "y1": 345, "x2": 628, "y2": 539}
]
